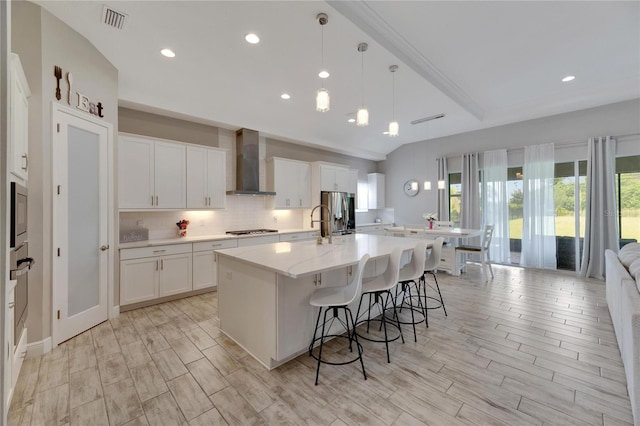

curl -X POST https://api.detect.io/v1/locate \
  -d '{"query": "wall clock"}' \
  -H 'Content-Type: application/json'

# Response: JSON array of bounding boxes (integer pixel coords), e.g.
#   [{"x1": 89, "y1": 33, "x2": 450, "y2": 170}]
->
[{"x1": 403, "y1": 179, "x2": 419, "y2": 197}]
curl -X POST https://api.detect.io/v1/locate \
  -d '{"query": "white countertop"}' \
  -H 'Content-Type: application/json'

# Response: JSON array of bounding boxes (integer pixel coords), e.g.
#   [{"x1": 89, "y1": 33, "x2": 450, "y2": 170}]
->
[
  {"x1": 216, "y1": 233, "x2": 432, "y2": 279},
  {"x1": 118, "y1": 228, "x2": 315, "y2": 250}
]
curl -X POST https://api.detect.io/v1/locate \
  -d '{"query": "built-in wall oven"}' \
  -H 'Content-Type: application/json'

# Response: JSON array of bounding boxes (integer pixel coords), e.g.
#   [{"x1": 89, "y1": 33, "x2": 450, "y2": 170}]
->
[{"x1": 10, "y1": 182, "x2": 32, "y2": 347}]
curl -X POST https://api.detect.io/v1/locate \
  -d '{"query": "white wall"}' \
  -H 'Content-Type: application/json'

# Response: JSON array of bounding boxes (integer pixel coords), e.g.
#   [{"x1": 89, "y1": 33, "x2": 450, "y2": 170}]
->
[{"x1": 382, "y1": 99, "x2": 640, "y2": 226}]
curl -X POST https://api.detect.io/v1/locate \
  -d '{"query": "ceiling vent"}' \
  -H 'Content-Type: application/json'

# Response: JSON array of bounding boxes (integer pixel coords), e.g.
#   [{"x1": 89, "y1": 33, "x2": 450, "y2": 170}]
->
[
  {"x1": 410, "y1": 113, "x2": 446, "y2": 125},
  {"x1": 101, "y1": 5, "x2": 127, "y2": 30}
]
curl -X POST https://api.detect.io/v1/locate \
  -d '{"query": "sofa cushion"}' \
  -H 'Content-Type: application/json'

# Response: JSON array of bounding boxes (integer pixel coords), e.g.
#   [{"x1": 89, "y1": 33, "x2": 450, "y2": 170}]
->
[
  {"x1": 620, "y1": 248, "x2": 640, "y2": 269},
  {"x1": 620, "y1": 242, "x2": 640, "y2": 255},
  {"x1": 631, "y1": 259, "x2": 640, "y2": 278}
]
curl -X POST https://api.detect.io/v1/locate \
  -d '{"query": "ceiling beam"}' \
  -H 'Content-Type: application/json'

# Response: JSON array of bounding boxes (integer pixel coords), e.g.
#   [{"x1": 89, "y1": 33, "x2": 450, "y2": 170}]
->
[{"x1": 328, "y1": 0, "x2": 485, "y2": 121}]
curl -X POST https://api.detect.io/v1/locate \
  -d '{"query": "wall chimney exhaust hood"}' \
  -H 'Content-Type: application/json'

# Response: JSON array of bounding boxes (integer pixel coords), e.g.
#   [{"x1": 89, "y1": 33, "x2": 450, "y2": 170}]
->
[{"x1": 226, "y1": 128, "x2": 276, "y2": 196}]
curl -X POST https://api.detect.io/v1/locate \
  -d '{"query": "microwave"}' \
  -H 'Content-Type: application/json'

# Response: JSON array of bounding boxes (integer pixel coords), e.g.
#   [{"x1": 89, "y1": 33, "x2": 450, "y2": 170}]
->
[{"x1": 11, "y1": 182, "x2": 27, "y2": 248}]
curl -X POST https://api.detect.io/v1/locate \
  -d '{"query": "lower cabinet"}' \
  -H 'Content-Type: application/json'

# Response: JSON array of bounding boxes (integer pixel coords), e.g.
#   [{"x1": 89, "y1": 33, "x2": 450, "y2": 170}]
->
[
  {"x1": 120, "y1": 244, "x2": 193, "y2": 306},
  {"x1": 192, "y1": 239, "x2": 238, "y2": 290}
]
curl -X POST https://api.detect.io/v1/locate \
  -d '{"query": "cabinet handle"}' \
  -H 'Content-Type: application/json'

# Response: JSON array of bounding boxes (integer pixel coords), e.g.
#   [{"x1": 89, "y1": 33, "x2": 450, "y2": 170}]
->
[
  {"x1": 155, "y1": 195, "x2": 159, "y2": 205},
  {"x1": 8, "y1": 302, "x2": 15, "y2": 309},
  {"x1": 156, "y1": 260, "x2": 158, "y2": 271},
  {"x1": 291, "y1": 236, "x2": 298, "y2": 239},
  {"x1": 208, "y1": 197, "x2": 212, "y2": 206},
  {"x1": 161, "y1": 259, "x2": 164, "y2": 270},
  {"x1": 211, "y1": 243, "x2": 223, "y2": 248},
  {"x1": 151, "y1": 195, "x2": 154, "y2": 206},
  {"x1": 153, "y1": 249, "x2": 166, "y2": 254},
  {"x1": 21, "y1": 153, "x2": 28, "y2": 171},
  {"x1": 299, "y1": 199, "x2": 302, "y2": 207}
]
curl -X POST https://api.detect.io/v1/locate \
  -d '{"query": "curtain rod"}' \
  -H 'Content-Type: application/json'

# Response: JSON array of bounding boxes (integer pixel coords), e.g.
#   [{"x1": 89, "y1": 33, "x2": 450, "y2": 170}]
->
[{"x1": 441, "y1": 132, "x2": 640, "y2": 159}]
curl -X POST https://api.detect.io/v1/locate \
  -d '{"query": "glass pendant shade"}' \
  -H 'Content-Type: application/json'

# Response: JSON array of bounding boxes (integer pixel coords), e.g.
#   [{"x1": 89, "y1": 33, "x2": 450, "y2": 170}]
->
[
  {"x1": 388, "y1": 121, "x2": 399, "y2": 137},
  {"x1": 423, "y1": 181, "x2": 431, "y2": 190},
  {"x1": 438, "y1": 180, "x2": 446, "y2": 189},
  {"x1": 356, "y1": 108, "x2": 369, "y2": 126},
  {"x1": 316, "y1": 89, "x2": 330, "y2": 112}
]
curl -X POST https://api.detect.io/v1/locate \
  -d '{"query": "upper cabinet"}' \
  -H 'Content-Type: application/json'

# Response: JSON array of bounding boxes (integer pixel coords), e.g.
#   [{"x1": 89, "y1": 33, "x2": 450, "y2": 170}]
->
[
  {"x1": 118, "y1": 134, "x2": 186, "y2": 209},
  {"x1": 267, "y1": 157, "x2": 311, "y2": 209},
  {"x1": 186, "y1": 146, "x2": 226, "y2": 209},
  {"x1": 315, "y1": 163, "x2": 356, "y2": 193},
  {"x1": 9, "y1": 54, "x2": 31, "y2": 182},
  {"x1": 367, "y1": 173, "x2": 385, "y2": 209}
]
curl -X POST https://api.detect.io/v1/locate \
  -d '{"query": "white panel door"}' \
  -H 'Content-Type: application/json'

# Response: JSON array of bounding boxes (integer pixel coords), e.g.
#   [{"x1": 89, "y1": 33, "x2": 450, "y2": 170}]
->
[
  {"x1": 186, "y1": 146, "x2": 208, "y2": 208},
  {"x1": 118, "y1": 136, "x2": 154, "y2": 208},
  {"x1": 159, "y1": 253, "x2": 193, "y2": 297},
  {"x1": 53, "y1": 106, "x2": 111, "y2": 345},
  {"x1": 207, "y1": 149, "x2": 226, "y2": 208},
  {"x1": 154, "y1": 141, "x2": 186, "y2": 208}
]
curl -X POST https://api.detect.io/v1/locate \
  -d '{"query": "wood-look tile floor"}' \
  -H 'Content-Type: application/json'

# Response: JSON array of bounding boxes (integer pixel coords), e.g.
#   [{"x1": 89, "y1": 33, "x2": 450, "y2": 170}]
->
[{"x1": 8, "y1": 265, "x2": 635, "y2": 426}]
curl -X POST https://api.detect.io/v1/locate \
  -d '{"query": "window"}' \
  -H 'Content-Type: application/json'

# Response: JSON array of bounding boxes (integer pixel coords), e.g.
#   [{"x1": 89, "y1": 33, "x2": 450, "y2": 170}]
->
[
  {"x1": 616, "y1": 155, "x2": 640, "y2": 244},
  {"x1": 449, "y1": 173, "x2": 461, "y2": 226}
]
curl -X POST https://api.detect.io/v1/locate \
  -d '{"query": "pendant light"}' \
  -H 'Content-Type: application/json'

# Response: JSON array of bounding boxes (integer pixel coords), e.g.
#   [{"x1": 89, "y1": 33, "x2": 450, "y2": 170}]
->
[
  {"x1": 356, "y1": 42, "x2": 369, "y2": 126},
  {"x1": 388, "y1": 65, "x2": 399, "y2": 136},
  {"x1": 315, "y1": 13, "x2": 330, "y2": 112}
]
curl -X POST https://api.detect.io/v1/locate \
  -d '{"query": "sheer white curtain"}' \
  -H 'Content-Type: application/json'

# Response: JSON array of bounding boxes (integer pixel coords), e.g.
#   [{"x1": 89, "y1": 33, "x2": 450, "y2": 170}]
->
[
  {"x1": 580, "y1": 137, "x2": 618, "y2": 279},
  {"x1": 461, "y1": 153, "x2": 480, "y2": 231},
  {"x1": 483, "y1": 149, "x2": 510, "y2": 263},
  {"x1": 521, "y1": 143, "x2": 556, "y2": 269},
  {"x1": 436, "y1": 157, "x2": 449, "y2": 221}
]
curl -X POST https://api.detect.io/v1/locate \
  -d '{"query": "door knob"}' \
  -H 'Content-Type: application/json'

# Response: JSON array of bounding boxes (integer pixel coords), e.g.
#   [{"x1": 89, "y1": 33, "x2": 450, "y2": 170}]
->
[{"x1": 100, "y1": 245, "x2": 109, "y2": 251}]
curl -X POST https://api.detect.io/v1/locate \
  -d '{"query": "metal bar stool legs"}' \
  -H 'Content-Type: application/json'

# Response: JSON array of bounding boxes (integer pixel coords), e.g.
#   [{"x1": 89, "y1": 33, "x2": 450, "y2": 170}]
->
[{"x1": 355, "y1": 290, "x2": 404, "y2": 363}]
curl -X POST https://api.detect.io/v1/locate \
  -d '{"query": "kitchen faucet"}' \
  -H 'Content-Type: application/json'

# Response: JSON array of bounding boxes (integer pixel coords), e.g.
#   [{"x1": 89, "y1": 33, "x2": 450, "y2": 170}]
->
[{"x1": 310, "y1": 204, "x2": 333, "y2": 244}]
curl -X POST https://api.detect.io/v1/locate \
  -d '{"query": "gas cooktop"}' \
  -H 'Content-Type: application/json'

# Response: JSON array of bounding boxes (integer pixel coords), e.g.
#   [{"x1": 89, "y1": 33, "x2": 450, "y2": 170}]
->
[{"x1": 225, "y1": 229, "x2": 278, "y2": 236}]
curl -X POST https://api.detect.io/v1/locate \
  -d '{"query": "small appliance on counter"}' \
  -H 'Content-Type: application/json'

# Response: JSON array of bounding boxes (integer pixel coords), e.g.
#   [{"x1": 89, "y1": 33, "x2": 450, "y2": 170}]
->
[
  {"x1": 119, "y1": 226, "x2": 149, "y2": 243},
  {"x1": 374, "y1": 217, "x2": 382, "y2": 223}
]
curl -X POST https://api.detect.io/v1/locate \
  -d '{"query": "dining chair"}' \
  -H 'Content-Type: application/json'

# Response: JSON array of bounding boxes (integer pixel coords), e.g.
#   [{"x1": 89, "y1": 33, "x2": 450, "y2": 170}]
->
[
  {"x1": 309, "y1": 254, "x2": 370, "y2": 385},
  {"x1": 403, "y1": 224, "x2": 427, "y2": 238},
  {"x1": 456, "y1": 224, "x2": 494, "y2": 281}
]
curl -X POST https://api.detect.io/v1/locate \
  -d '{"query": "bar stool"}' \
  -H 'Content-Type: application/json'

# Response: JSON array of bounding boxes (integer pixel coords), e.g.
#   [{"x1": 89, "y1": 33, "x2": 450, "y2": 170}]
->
[
  {"x1": 394, "y1": 241, "x2": 429, "y2": 341},
  {"x1": 355, "y1": 247, "x2": 404, "y2": 363},
  {"x1": 421, "y1": 237, "x2": 446, "y2": 327},
  {"x1": 309, "y1": 254, "x2": 370, "y2": 386}
]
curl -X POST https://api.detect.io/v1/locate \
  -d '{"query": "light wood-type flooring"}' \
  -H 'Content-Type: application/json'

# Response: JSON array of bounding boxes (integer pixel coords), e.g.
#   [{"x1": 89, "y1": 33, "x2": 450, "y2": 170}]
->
[{"x1": 8, "y1": 264, "x2": 635, "y2": 425}]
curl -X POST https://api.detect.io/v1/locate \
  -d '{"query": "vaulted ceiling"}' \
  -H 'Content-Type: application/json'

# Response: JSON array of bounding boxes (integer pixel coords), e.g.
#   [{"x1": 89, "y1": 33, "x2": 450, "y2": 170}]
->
[{"x1": 35, "y1": 1, "x2": 640, "y2": 160}]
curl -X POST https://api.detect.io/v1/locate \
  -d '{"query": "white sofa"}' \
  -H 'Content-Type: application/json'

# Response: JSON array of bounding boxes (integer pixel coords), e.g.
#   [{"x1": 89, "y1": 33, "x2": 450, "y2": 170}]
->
[{"x1": 605, "y1": 242, "x2": 640, "y2": 425}]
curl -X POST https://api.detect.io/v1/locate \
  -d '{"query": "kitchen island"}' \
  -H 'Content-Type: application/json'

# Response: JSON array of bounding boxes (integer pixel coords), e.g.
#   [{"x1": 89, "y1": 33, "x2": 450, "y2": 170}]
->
[{"x1": 216, "y1": 233, "x2": 431, "y2": 369}]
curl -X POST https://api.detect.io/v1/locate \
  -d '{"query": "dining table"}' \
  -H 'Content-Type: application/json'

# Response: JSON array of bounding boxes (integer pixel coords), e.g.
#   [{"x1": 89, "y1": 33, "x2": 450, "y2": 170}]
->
[{"x1": 383, "y1": 226, "x2": 483, "y2": 276}]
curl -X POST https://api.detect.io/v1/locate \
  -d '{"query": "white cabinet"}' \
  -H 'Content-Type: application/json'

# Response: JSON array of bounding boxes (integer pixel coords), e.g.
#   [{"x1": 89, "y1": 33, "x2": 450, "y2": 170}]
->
[
  {"x1": 356, "y1": 224, "x2": 385, "y2": 235},
  {"x1": 9, "y1": 54, "x2": 31, "y2": 181},
  {"x1": 192, "y1": 239, "x2": 238, "y2": 290},
  {"x1": 237, "y1": 234, "x2": 280, "y2": 247},
  {"x1": 319, "y1": 163, "x2": 349, "y2": 192},
  {"x1": 279, "y1": 231, "x2": 314, "y2": 242},
  {"x1": 267, "y1": 158, "x2": 311, "y2": 209},
  {"x1": 348, "y1": 169, "x2": 358, "y2": 195},
  {"x1": 367, "y1": 173, "x2": 385, "y2": 209},
  {"x1": 118, "y1": 135, "x2": 186, "y2": 209},
  {"x1": 187, "y1": 146, "x2": 226, "y2": 209},
  {"x1": 120, "y1": 244, "x2": 192, "y2": 306}
]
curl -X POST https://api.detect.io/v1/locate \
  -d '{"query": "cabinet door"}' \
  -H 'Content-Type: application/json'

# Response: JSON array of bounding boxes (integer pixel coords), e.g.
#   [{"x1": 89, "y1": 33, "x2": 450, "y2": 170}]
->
[
  {"x1": 297, "y1": 163, "x2": 311, "y2": 208},
  {"x1": 154, "y1": 141, "x2": 186, "y2": 209},
  {"x1": 193, "y1": 250, "x2": 216, "y2": 290},
  {"x1": 207, "y1": 149, "x2": 226, "y2": 208},
  {"x1": 159, "y1": 253, "x2": 193, "y2": 297},
  {"x1": 347, "y1": 169, "x2": 358, "y2": 195},
  {"x1": 271, "y1": 159, "x2": 295, "y2": 208},
  {"x1": 186, "y1": 146, "x2": 208, "y2": 208},
  {"x1": 334, "y1": 167, "x2": 349, "y2": 192},
  {"x1": 119, "y1": 136, "x2": 155, "y2": 208},
  {"x1": 319, "y1": 165, "x2": 336, "y2": 191},
  {"x1": 120, "y1": 257, "x2": 158, "y2": 305},
  {"x1": 10, "y1": 64, "x2": 29, "y2": 181}
]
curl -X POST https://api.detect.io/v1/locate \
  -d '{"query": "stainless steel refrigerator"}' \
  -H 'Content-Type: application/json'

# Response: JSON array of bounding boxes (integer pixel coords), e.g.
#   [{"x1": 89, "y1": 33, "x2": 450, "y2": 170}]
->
[{"x1": 320, "y1": 191, "x2": 356, "y2": 236}]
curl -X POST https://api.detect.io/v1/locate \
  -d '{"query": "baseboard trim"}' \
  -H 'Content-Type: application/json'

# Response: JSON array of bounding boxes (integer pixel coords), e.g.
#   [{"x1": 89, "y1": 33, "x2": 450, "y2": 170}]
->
[{"x1": 26, "y1": 337, "x2": 52, "y2": 358}]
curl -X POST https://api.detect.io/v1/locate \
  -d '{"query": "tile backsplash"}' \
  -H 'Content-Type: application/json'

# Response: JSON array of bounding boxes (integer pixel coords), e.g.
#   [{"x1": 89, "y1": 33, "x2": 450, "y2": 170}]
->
[{"x1": 120, "y1": 197, "x2": 395, "y2": 240}]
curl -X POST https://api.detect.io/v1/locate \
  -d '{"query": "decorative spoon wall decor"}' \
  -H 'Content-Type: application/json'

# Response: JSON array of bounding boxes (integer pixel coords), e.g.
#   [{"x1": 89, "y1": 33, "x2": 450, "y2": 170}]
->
[{"x1": 54, "y1": 65, "x2": 62, "y2": 100}]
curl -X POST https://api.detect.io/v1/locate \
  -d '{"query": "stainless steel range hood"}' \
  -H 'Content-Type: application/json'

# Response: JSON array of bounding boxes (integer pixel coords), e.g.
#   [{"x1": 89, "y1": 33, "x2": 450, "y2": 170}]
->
[{"x1": 226, "y1": 128, "x2": 276, "y2": 196}]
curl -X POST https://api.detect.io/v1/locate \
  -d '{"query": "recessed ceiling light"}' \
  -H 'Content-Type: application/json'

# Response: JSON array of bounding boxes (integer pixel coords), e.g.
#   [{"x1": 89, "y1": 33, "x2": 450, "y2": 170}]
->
[
  {"x1": 245, "y1": 33, "x2": 260, "y2": 44},
  {"x1": 280, "y1": 93, "x2": 291, "y2": 100},
  {"x1": 160, "y1": 48, "x2": 175, "y2": 58},
  {"x1": 348, "y1": 118, "x2": 355, "y2": 123},
  {"x1": 318, "y1": 70, "x2": 330, "y2": 79},
  {"x1": 562, "y1": 75, "x2": 575, "y2": 82},
  {"x1": 382, "y1": 131, "x2": 389, "y2": 135}
]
